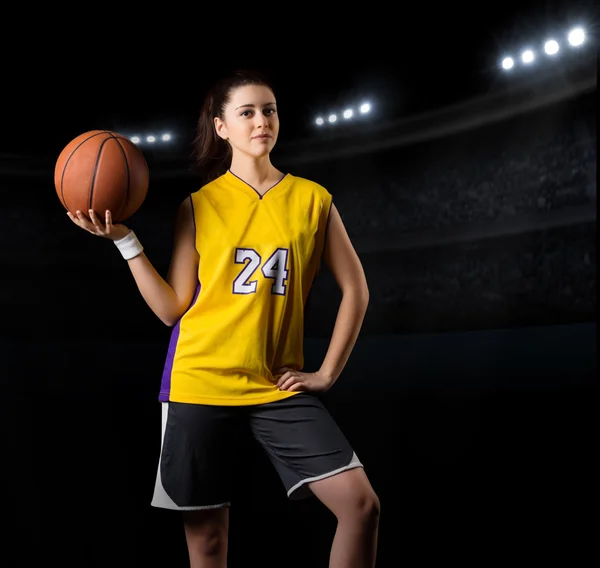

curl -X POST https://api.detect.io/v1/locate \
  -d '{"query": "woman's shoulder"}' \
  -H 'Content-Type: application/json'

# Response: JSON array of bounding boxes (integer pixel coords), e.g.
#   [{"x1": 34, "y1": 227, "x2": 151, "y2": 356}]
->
[
  {"x1": 189, "y1": 174, "x2": 227, "y2": 198},
  {"x1": 288, "y1": 174, "x2": 332, "y2": 199}
]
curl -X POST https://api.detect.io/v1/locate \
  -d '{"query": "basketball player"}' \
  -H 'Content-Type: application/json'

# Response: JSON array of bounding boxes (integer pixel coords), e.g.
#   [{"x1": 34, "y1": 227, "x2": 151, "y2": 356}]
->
[{"x1": 67, "y1": 69, "x2": 379, "y2": 568}]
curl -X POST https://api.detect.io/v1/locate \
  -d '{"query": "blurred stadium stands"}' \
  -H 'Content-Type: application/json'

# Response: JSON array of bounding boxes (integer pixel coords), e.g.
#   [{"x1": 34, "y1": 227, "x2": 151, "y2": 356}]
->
[{"x1": 0, "y1": 58, "x2": 595, "y2": 339}]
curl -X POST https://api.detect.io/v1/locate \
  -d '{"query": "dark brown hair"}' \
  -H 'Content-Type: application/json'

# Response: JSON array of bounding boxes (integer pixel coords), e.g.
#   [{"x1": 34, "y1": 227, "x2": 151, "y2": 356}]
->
[{"x1": 192, "y1": 68, "x2": 275, "y2": 182}]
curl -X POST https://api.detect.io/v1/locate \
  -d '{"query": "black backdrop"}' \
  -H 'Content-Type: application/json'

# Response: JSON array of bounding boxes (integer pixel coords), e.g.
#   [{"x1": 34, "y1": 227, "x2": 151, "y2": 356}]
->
[{"x1": 1, "y1": 89, "x2": 596, "y2": 567}]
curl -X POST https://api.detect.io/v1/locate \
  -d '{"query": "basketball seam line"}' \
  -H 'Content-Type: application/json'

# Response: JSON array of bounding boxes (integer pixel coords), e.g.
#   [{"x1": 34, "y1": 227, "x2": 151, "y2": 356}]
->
[
  {"x1": 111, "y1": 134, "x2": 131, "y2": 221},
  {"x1": 89, "y1": 137, "x2": 114, "y2": 211},
  {"x1": 60, "y1": 130, "x2": 109, "y2": 212}
]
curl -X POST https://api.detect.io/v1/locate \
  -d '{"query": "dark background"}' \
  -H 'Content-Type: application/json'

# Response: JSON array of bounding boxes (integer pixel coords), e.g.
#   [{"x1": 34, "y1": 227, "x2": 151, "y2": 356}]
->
[{"x1": 1, "y1": 2, "x2": 597, "y2": 566}]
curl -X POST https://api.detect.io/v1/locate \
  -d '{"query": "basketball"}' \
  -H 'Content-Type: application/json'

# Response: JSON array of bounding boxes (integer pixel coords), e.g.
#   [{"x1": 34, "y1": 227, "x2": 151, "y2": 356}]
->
[{"x1": 55, "y1": 130, "x2": 149, "y2": 223}]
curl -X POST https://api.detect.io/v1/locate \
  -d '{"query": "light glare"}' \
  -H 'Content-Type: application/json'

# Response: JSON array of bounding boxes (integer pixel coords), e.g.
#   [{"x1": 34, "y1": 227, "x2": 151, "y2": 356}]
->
[
  {"x1": 568, "y1": 27, "x2": 585, "y2": 46},
  {"x1": 522, "y1": 49, "x2": 535, "y2": 63},
  {"x1": 502, "y1": 57, "x2": 514, "y2": 69},
  {"x1": 544, "y1": 40, "x2": 559, "y2": 55}
]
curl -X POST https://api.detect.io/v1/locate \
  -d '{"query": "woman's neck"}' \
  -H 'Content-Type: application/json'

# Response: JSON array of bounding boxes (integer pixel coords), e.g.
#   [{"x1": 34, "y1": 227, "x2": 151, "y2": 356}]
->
[{"x1": 229, "y1": 155, "x2": 283, "y2": 190}]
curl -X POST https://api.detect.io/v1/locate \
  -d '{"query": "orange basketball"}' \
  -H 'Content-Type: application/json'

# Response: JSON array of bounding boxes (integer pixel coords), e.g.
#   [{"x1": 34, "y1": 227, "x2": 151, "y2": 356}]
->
[{"x1": 55, "y1": 130, "x2": 149, "y2": 223}]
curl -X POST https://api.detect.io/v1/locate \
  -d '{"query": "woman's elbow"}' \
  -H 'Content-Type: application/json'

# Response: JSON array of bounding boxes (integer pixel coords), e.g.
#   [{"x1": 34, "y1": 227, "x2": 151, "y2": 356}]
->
[
  {"x1": 162, "y1": 310, "x2": 182, "y2": 328},
  {"x1": 344, "y1": 281, "x2": 369, "y2": 305},
  {"x1": 360, "y1": 284, "x2": 370, "y2": 306}
]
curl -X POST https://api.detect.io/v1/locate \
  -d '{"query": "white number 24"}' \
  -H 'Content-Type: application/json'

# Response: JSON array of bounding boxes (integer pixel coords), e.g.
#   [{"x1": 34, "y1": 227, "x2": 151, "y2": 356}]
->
[{"x1": 232, "y1": 248, "x2": 289, "y2": 296}]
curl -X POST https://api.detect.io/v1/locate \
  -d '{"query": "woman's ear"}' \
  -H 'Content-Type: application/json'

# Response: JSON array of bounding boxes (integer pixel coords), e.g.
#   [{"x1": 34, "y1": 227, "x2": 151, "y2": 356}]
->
[{"x1": 214, "y1": 116, "x2": 228, "y2": 140}]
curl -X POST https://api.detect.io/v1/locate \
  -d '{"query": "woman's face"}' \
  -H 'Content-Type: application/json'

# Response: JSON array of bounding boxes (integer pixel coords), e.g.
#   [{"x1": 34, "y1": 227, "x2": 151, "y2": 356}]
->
[{"x1": 215, "y1": 84, "x2": 279, "y2": 159}]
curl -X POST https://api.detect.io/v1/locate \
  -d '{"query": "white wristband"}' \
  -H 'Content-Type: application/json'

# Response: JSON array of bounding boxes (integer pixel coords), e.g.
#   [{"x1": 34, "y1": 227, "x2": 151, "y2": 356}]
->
[{"x1": 114, "y1": 230, "x2": 144, "y2": 260}]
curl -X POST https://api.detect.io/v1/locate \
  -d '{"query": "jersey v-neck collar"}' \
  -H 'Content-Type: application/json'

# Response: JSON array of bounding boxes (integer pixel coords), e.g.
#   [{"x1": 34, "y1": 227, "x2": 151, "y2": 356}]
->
[{"x1": 225, "y1": 170, "x2": 292, "y2": 200}]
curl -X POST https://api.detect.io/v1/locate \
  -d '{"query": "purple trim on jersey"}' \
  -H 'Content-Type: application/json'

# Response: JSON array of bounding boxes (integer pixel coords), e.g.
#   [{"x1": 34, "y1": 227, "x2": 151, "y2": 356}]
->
[
  {"x1": 158, "y1": 283, "x2": 202, "y2": 401},
  {"x1": 227, "y1": 169, "x2": 288, "y2": 200},
  {"x1": 189, "y1": 194, "x2": 196, "y2": 232}
]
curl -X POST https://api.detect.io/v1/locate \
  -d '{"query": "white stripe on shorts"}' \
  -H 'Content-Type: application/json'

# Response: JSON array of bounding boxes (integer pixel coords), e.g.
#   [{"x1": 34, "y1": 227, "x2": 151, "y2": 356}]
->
[{"x1": 286, "y1": 451, "x2": 364, "y2": 498}]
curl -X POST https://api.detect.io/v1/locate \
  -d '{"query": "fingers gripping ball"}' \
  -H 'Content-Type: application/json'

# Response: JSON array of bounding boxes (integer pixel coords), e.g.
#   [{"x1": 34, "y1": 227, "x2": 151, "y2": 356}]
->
[{"x1": 55, "y1": 130, "x2": 149, "y2": 223}]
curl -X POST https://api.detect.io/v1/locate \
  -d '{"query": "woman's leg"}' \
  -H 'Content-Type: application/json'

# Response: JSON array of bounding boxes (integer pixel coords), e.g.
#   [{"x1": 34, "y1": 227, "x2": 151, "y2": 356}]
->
[
  {"x1": 310, "y1": 468, "x2": 380, "y2": 568},
  {"x1": 151, "y1": 402, "x2": 240, "y2": 567},
  {"x1": 183, "y1": 507, "x2": 230, "y2": 568},
  {"x1": 249, "y1": 394, "x2": 379, "y2": 567}
]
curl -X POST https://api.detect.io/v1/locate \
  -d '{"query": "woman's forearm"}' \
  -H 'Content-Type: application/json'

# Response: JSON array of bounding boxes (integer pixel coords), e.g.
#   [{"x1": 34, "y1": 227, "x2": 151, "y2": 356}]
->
[
  {"x1": 126, "y1": 252, "x2": 183, "y2": 326},
  {"x1": 318, "y1": 288, "x2": 369, "y2": 386}
]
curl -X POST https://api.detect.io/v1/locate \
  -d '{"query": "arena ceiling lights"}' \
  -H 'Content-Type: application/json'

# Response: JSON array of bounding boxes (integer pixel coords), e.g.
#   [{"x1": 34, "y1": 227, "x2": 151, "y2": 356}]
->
[
  {"x1": 500, "y1": 26, "x2": 588, "y2": 71},
  {"x1": 125, "y1": 133, "x2": 173, "y2": 145},
  {"x1": 314, "y1": 101, "x2": 372, "y2": 127}
]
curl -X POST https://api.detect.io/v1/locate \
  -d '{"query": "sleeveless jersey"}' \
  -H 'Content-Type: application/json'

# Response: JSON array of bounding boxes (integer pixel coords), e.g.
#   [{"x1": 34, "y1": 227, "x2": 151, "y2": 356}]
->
[{"x1": 158, "y1": 170, "x2": 333, "y2": 406}]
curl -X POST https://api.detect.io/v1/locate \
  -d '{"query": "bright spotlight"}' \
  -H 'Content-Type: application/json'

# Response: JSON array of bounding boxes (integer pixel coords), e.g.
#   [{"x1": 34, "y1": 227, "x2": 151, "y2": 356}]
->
[
  {"x1": 328, "y1": 114, "x2": 337, "y2": 123},
  {"x1": 544, "y1": 40, "x2": 560, "y2": 55},
  {"x1": 131, "y1": 136, "x2": 141, "y2": 144},
  {"x1": 521, "y1": 49, "x2": 535, "y2": 63},
  {"x1": 568, "y1": 27, "x2": 585, "y2": 46},
  {"x1": 343, "y1": 109, "x2": 353, "y2": 119},
  {"x1": 147, "y1": 136, "x2": 156, "y2": 143},
  {"x1": 315, "y1": 117, "x2": 324, "y2": 125},
  {"x1": 161, "y1": 133, "x2": 171, "y2": 141},
  {"x1": 359, "y1": 103, "x2": 371, "y2": 114},
  {"x1": 502, "y1": 57, "x2": 514, "y2": 69}
]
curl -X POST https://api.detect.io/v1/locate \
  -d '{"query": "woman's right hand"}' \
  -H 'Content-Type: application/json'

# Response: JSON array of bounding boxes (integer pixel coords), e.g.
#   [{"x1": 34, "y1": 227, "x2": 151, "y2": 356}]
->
[{"x1": 66, "y1": 209, "x2": 131, "y2": 241}]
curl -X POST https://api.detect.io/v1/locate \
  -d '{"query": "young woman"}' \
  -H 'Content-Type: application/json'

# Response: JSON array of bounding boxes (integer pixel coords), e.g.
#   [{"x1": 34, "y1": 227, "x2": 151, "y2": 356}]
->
[{"x1": 67, "y1": 69, "x2": 380, "y2": 568}]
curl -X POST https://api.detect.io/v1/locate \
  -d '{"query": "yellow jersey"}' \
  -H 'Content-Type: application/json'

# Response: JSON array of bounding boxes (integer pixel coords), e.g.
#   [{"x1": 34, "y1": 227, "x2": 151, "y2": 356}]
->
[{"x1": 158, "y1": 170, "x2": 333, "y2": 405}]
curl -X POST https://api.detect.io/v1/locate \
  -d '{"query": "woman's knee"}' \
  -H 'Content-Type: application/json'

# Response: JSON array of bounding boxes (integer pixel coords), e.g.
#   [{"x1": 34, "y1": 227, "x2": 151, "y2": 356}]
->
[
  {"x1": 311, "y1": 468, "x2": 381, "y2": 524},
  {"x1": 352, "y1": 485, "x2": 381, "y2": 525}
]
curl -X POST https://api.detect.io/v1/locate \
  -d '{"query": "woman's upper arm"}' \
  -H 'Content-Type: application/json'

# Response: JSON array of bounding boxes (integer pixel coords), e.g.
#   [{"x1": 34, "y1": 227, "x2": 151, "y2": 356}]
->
[
  {"x1": 323, "y1": 203, "x2": 369, "y2": 298},
  {"x1": 166, "y1": 196, "x2": 200, "y2": 315}
]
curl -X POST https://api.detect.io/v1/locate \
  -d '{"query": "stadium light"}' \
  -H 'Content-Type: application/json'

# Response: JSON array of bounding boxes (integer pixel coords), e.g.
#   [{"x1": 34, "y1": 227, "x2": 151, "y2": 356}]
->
[
  {"x1": 125, "y1": 132, "x2": 175, "y2": 146},
  {"x1": 500, "y1": 25, "x2": 589, "y2": 73},
  {"x1": 501, "y1": 57, "x2": 514, "y2": 70},
  {"x1": 544, "y1": 39, "x2": 560, "y2": 55},
  {"x1": 568, "y1": 27, "x2": 585, "y2": 46},
  {"x1": 521, "y1": 49, "x2": 535, "y2": 64},
  {"x1": 313, "y1": 99, "x2": 374, "y2": 127}
]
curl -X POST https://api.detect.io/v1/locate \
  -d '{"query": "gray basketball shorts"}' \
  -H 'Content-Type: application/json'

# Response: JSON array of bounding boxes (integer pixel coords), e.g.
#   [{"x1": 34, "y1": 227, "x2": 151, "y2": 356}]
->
[{"x1": 151, "y1": 393, "x2": 363, "y2": 510}]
